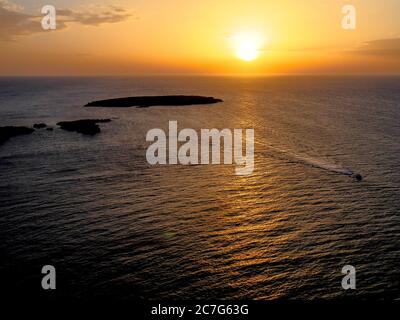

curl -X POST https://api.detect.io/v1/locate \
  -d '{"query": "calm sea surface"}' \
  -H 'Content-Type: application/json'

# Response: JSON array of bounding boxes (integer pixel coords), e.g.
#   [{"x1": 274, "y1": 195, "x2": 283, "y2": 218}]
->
[{"x1": 0, "y1": 76, "x2": 399, "y2": 299}]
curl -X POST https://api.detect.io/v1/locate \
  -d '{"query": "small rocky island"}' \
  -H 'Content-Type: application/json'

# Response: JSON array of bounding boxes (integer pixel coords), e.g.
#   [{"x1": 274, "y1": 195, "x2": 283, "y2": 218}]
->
[
  {"x1": 57, "y1": 119, "x2": 111, "y2": 135},
  {"x1": 85, "y1": 95, "x2": 223, "y2": 108},
  {"x1": 33, "y1": 123, "x2": 48, "y2": 129},
  {"x1": 0, "y1": 126, "x2": 34, "y2": 145}
]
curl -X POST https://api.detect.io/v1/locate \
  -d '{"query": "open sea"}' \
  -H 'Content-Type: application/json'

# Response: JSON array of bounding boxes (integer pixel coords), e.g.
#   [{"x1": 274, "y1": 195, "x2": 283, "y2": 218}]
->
[{"x1": 0, "y1": 76, "x2": 399, "y2": 299}]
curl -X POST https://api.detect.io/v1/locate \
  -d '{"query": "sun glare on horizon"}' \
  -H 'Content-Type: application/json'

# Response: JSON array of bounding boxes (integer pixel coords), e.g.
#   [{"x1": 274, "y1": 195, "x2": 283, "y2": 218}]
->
[{"x1": 230, "y1": 32, "x2": 264, "y2": 62}]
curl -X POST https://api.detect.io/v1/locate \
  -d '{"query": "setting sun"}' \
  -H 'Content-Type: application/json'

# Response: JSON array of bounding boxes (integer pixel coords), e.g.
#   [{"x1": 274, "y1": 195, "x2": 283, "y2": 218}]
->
[
  {"x1": 237, "y1": 44, "x2": 258, "y2": 61},
  {"x1": 231, "y1": 32, "x2": 263, "y2": 61}
]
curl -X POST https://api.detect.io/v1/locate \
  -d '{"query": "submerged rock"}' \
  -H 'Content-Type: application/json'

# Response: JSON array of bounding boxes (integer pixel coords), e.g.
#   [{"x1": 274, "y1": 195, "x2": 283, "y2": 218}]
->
[
  {"x1": 56, "y1": 119, "x2": 111, "y2": 135},
  {"x1": 33, "y1": 123, "x2": 47, "y2": 129},
  {"x1": 46, "y1": 127, "x2": 54, "y2": 131},
  {"x1": 85, "y1": 95, "x2": 223, "y2": 108},
  {"x1": 0, "y1": 126, "x2": 35, "y2": 145}
]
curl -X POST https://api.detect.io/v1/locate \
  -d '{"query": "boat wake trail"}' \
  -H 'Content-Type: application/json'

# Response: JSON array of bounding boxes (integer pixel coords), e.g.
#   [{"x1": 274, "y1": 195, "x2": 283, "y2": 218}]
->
[{"x1": 257, "y1": 141, "x2": 362, "y2": 181}]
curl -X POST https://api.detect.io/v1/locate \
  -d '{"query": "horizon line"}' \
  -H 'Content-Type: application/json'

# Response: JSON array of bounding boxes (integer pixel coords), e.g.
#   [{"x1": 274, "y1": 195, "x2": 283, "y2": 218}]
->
[{"x1": 1, "y1": 73, "x2": 400, "y2": 78}]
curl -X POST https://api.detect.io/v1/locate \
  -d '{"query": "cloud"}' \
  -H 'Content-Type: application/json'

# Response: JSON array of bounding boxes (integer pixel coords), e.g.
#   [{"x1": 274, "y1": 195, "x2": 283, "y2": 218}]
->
[
  {"x1": 350, "y1": 38, "x2": 400, "y2": 57},
  {"x1": 0, "y1": 0, "x2": 21, "y2": 11},
  {"x1": 57, "y1": 7, "x2": 131, "y2": 26},
  {"x1": 0, "y1": 1, "x2": 132, "y2": 41},
  {"x1": 0, "y1": 1, "x2": 42, "y2": 40}
]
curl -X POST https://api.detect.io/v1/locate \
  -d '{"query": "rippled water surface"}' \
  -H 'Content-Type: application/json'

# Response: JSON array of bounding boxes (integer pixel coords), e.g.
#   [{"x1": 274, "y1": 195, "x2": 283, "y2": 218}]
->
[{"x1": 0, "y1": 76, "x2": 399, "y2": 299}]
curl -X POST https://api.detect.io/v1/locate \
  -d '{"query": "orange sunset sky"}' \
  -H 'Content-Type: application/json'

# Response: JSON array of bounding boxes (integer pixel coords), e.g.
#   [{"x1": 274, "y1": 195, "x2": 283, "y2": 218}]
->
[{"x1": 1, "y1": 0, "x2": 400, "y2": 75}]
